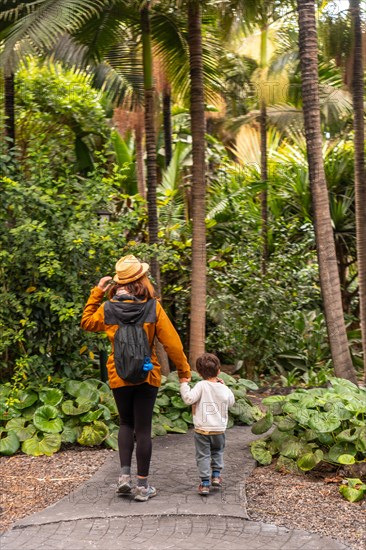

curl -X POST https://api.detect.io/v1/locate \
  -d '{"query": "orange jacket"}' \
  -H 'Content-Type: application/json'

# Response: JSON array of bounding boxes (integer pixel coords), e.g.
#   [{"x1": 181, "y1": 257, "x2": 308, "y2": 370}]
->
[{"x1": 80, "y1": 287, "x2": 191, "y2": 388}]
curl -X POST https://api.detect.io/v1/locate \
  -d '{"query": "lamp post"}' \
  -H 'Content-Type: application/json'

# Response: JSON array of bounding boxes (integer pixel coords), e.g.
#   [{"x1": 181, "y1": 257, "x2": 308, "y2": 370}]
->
[{"x1": 96, "y1": 208, "x2": 112, "y2": 224}]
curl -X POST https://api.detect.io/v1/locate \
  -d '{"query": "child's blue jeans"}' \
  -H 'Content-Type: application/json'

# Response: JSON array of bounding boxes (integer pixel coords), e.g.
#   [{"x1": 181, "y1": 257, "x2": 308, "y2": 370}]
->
[{"x1": 194, "y1": 431, "x2": 226, "y2": 480}]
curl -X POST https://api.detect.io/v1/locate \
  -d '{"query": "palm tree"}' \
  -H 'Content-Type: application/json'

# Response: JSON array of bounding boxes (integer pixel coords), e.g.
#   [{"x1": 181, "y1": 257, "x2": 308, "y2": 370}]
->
[
  {"x1": 350, "y1": 0, "x2": 366, "y2": 379},
  {"x1": 187, "y1": 0, "x2": 207, "y2": 367},
  {"x1": 297, "y1": 0, "x2": 357, "y2": 383},
  {"x1": 140, "y1": 1, "x2": 160, "y2": 288},
  {"x1": 219, "y1": 0, "x2": 296, "y2": 275}
]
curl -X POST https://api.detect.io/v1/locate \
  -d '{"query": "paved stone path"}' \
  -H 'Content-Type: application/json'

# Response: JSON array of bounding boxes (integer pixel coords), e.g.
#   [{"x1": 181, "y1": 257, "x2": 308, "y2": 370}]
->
[{"x1": 1, "y1": 426, "x2": 350, "y2": 549}]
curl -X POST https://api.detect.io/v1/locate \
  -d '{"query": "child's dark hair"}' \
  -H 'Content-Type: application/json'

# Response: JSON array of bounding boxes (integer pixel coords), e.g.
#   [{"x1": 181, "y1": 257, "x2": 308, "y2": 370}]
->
[{"x1": 196, "y1": 353, "x2": 221, "y2": 379}]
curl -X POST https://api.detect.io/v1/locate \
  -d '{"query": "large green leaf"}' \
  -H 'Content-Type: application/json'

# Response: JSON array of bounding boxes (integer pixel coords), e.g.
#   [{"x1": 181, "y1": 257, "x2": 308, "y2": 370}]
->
[
  {"x1": 308, "y1": 411, "x2": 341, "y2": 433},
  {"x1": 172, "y1": 418, "x2": 188, "y2": 432},
  {"x1": 80, "y1": 409, "x2": 104, "y2": 422},
  {"x1": 33, "y1": 405, "x2": 64, "y2": 433},
  {"x1": 163, "y1": 382, "x2": 180, "y2": 393},
  {"x1": 283, "y1": 403, "x2": 312, "y2": 426},
  {"x1": 5, "y1": 418, "x2": 36, "y2": 441},
  {"x1": 77, "y1": 421, "x2": 109, "y2": 446},
  {"x1": 182, "y1": 411, "x2": 193, "y2": 424},
  {"x1": 280, "y1": 438, "x2": 310, "y2": 460},
  {"x1": 297, "y1": 449, "x2": 323, "y2": 471},
  {"x1": 61, "y1": 399, "x2": 92, "y2": 415},
  {"x1": 170, "y1": 396, "x2": 188, "y2": 409},
  {"x1": 104, "y1": 427, "x2": 119, "y2": 450},
  {"x1": 236, "y1": 378, "x2": 258, "y2": 391},
  {"x1": 163, "y1": 425, "x2": 187, "y2": 434},
  {"x1": 339, "y1": 484, "x2": 366, "y2": 503},
  {"x1": 152, "y1": 423, "x2": 167, "y2": 437},
  {"x1": 327, "y1": 443, "x2": 357, "y2": 463},
  {"x1": 0, "y1": 429, "x2": 20, "y2": 455},
  {"x1": 97, "y1": 404, "x2": 112, "y2": 421},
  {"x1": 21, "y1": 404, "x2": 39, "y2": 420},
  {"x1": 77, "y1": 382, "x2": 100, "y2": 406},
  {"x1": 238, "y1": 401, "x2": 256, "y2": 424},
  {"x1": 250, "y1": 440, "x2": 272, "y2": 465},
  {"x1": 276, "y1": 455, "x2": 302, "y2": 474},
  {"x1": 262, "y1": 395, "x2": 286, "y2": 405},
  {"x1": 233, "y1": 388, "x2": 247, "y2": 400},
  {"x1": 61, "y1": 425, "x2": 82, "y2": 444},
  {"x1": 355, "y1": 428, "x2": 366, "y2": 454},
  {"x1": 344, "y1": 398, "x2": 366, "y2": 414},
  {"x1": 99, "y1": 392, "x2": 118, "y2": 415},
  {"x1": 0, "y1": 385, "x2": 11, "y2": 399},
  {"x1": 12, "y1": 390, "x2": 38, "y2": 410},
  {"x1": 65, "y1": 380, "x2": 83, "y2": 397},
  {"x1": 82, "y1": 379, "x2": 109, "y2": 392},
  {"x1": 270, "y1": 428, "x2": 294, "y2": 450},
  {"x1": 337, "y1": 454, "x2": 356, "y2": 465},
  {"x1": 317, "y1": 432, "x2": 334, "y2": 446},
  {"x1": 0, "y1": 404, "x2": 21, "y2": 421},
  {"x1": 336, "y1": 427, "x2": 360, "y2": 443},
  {"x1": 217, "y1": 372, "x2": 235, "y2": 386},
  {"x1": 22, "y1": 433, "x2": 62, "y2": 456},
  {"x1": 39, "y1": 388, "x2": 63, "y2": 406},
  {"x1": 156, "y1": 394, "x2": 170, "y2": 407},
  {"x1": 165, "y1": 408, "x2": 181, "y2": 421},
  {"x1": 251, "y1": 411, "x2": 273, "y2": 435},
  {"x1": 230, "y1": 402, "x2": 245, "y2": 418},
  {"x1": 275, "y1": 416, "x2": 297, "y2": 432}
]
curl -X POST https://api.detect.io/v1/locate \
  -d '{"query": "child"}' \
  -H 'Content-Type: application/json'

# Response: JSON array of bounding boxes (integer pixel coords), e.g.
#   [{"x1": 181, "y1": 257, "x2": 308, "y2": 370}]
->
[{"x1": 179, "y1": 353, "x2": 235, "y2": 495}]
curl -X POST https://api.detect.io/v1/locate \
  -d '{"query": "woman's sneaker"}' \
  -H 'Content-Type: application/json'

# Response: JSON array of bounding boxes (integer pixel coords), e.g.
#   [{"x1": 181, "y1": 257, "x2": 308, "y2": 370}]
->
[
  {"x1": 211, "y1": 476, "x2": 222, "y2": 489},
  {"x1": 116, "y1": 474, "x2": 132, "y2": 495},
  {"x1": 134, "y1": 485, "x2": 157, "y2": 502},
  {"x1": 198, "y1": 483, "x2": 210, "y2": 495}
]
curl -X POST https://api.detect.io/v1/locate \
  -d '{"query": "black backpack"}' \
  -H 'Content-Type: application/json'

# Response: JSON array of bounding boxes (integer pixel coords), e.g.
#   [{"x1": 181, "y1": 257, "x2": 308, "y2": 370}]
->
[{"x1": 104, "y1": 297, "x2": 157, "y2": 384}]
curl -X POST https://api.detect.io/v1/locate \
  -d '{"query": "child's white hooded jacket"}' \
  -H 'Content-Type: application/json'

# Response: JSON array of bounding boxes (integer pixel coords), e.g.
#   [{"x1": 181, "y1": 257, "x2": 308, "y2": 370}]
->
[{"x1": 180, "y1": 380, "x2": 235, "y2": 434}]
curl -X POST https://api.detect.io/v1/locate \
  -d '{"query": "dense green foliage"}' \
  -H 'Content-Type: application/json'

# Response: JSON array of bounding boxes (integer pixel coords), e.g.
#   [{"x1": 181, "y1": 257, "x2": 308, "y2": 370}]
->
[
  {"x1": 250, "y1": 378, "x2": 366, "y2": 501},
  {"x1": 0, "y1": 55, "x2": 363, "y2": 383},
  {"x1": 0, "y1": 371, "x2": 262, "y2": 456}
]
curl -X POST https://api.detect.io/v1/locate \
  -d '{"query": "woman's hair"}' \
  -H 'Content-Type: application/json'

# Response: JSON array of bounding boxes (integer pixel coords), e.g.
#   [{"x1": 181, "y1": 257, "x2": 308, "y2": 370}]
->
[
  {"x1": 196, "y1": 353, "x2": 221, "y2": 379},
  {"x1": 108, "y1": 274, "x2": 157, "y2": 301}
]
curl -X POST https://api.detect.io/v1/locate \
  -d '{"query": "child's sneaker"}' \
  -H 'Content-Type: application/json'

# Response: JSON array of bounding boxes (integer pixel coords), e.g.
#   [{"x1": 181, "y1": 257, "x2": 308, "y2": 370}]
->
[
  {"x1": 134, "y1": 485, "x2": 157, "y2": 502},
  {"x1": 211, "y1": 476, "x2": 222, "y2": 489},
  {"x1": 198, "y1": 483, "x2": 210, "y2": 495},
  {"x1": 116, "y1": 474, "x2": 132, "y2": 495}
]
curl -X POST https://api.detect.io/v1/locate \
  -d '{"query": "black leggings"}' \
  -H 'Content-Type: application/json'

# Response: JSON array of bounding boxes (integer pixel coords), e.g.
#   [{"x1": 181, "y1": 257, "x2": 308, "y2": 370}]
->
[{"x1": 112, "y1": 383, "x2": 158, "y2": 477}]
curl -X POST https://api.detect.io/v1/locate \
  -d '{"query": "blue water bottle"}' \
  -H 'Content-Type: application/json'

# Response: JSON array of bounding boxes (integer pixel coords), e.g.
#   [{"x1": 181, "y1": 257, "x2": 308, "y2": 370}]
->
[{"x1": 142, "y1": 357, "x2": 154, "y2": 372}]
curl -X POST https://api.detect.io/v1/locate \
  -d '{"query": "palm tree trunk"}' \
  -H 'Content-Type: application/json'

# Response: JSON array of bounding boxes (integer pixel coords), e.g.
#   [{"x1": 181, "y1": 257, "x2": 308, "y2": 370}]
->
[
  {"x1": 260, "y1": 99, "x2": 268, "y2": 276},
  {"x1": 141, "y1": 2, "x2": 160, "y2": 292},
  {"x1": 188, "y1": 0, "x2": 207, "y2": 368},
  {"x1": 297, "y1": 0, "x2": 357, "y2": 383},
  {"x1": 260, "y1": 25, "x2": 268, "y2": 277},
  {"x1": 163, "y1": 82, "x2": 173, "y2": 167},
  {"x1": 134, "y1": 118, "x2": 146, "y2": 199},
  {"x1": 4, "y1": 73, "x2": 15, "y2": 149},
  {"x1": 350, "y1": 0, "x2": 366, "y2": 380}
]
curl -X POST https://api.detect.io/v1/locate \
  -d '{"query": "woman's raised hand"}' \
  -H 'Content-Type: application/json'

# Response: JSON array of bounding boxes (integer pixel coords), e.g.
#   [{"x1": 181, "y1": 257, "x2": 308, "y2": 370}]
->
[{"x1": 97, "y1": 276, "x2": 113, "y2": 292}]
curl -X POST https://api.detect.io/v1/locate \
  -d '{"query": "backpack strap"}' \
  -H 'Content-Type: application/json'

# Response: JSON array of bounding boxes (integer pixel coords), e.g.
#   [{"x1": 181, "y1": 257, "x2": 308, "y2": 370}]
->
[{"x1": 104, "y1": 298, "x2": 157, "y2": 326}]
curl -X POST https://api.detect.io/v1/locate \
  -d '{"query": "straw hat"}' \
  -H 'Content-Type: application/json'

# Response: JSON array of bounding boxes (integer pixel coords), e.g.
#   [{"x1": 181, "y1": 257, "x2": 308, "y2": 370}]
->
[{"x1": 113, "y1": 255, "x2": 149, "y2": 284}]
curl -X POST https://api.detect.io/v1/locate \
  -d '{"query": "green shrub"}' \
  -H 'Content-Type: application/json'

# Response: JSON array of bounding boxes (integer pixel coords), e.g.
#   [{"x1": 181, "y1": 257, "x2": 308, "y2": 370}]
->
[
  {"x1": 250, "y1": 378, "x2": 366, "y2": 502},
  {"x1": 0, "y1": 371, "x2": 263, "y2": 456}
]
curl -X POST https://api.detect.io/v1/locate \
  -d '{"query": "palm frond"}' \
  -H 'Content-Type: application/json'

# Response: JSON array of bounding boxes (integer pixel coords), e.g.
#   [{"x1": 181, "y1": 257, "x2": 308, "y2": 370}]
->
[{"x1": 1, "y1": 0, "x2": 109, "y2": 70}]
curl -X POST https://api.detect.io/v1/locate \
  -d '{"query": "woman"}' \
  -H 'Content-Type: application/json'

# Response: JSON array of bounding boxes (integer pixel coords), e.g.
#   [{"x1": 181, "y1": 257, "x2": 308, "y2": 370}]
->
[{"x1": 81, "y1": 254, "x2": 191, "y2": 501}]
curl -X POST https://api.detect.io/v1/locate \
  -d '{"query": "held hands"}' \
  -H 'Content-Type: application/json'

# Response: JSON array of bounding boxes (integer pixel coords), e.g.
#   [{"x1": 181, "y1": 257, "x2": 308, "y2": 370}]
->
[
  {"x1": 179, "y1": 377, "x2": 191, "y2": 384},
  {"x1": 97, "y1": 276, "x2": 113, "y2": 293}
]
